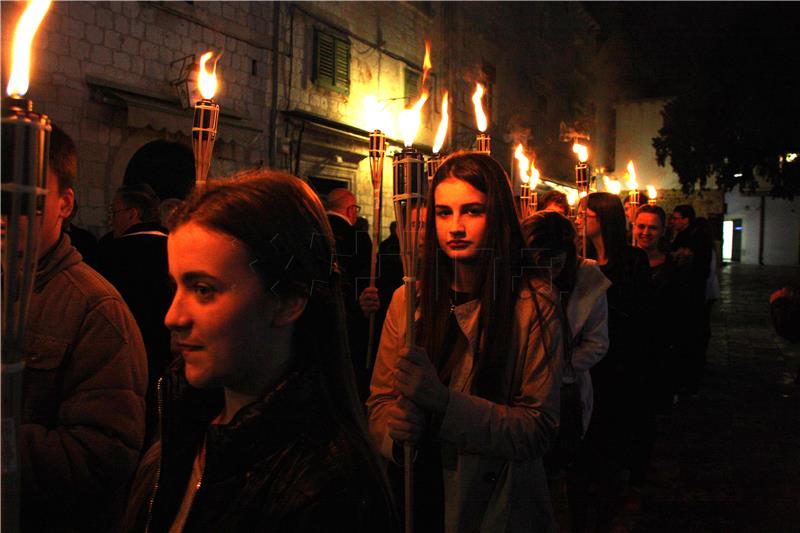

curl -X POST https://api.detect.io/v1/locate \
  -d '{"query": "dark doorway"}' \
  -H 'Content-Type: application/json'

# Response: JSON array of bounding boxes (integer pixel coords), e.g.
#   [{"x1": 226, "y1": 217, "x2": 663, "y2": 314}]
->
[
  {"x1": 307, "y1": 175, "x2": 350, "y2": 205},
  {"x1": 124, "y1": 140, "x2": 194, "y2": 200}
]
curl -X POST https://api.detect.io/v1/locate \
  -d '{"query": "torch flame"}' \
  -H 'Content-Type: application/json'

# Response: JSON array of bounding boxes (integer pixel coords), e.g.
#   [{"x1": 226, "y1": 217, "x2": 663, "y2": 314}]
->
[
  {"x1": 646, "y1": 185, "x2": 657, "y2": 200},
  {"x1": 472, "y1": 83, "x2": 487, "y2": 132},
  {"x1": 422, "y1": 40, "x2": 432, "y2": 86},
  {"x1": 432, "y1": 91, "x2": 449, "y2": 154},
  {"x1": 566, "y1": 190, "x2": 579, "y2": 206},
  {"x1": 626, "y1": 160, "x2": 638, "y2": 190},
  {"x1": 515, "y1": 144, "x2": 531, "y2": 184},
  {"x1": 572, "y1": 142, "x2": 589, "y2": 163},
  {"x1": 6, "y1": 0, "x2": 52, "y2": 97},
  {"x1": 198, "y1": 51, "x2": 219, "y2": 100},
  {"x1": 603, "y1": 175, "x2": 622, "y2": 195},
  {"x1": 530, "y1": 164, "x2": 540, "y2": 189},
  {"x1": 399, "y1": 91, "x2": 429, "y2": 148}
]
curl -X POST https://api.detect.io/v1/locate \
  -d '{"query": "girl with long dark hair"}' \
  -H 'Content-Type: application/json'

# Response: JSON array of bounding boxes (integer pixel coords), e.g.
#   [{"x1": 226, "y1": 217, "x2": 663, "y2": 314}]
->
[
  {"x1": 368, "y1": 152, "x2": 562, "y2": 532},
  {"x1": 572, "y1": 192, "x2": 652, "y2": 531},
  {"x1": 522, "y1": 211, "x2": 610, "y2": 474},
  {"x1": 123, "y1": 170, "x2": 396, "y2": 532}
]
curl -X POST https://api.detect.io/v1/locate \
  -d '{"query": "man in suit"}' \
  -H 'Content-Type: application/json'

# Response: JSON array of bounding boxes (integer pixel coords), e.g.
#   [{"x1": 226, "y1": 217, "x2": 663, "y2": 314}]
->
[{"x1": 326, "y1": 188, "x2": 372, "y2": 399}]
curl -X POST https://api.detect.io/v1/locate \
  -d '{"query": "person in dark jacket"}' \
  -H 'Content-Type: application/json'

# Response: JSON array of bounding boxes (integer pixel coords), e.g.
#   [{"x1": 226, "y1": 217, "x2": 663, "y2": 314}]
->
[
  {"x1": 573, "y1": 192, "x2": 652, "y2": 531},
  {"x1": 326, "y1": 187, "x2": 373, "y2": 400},
  {"x1": 10, "y1": 125, "x2": 148, "y2": 532},
  {"x1": 96, "y1": 183, "x2": 172, "y2": 446},
  {"x1": 123, "y1": 170, "x2": 396, "y2": 532},
  {"x1": 669, "y1": 204, "x2": 713, "y2": 396}
]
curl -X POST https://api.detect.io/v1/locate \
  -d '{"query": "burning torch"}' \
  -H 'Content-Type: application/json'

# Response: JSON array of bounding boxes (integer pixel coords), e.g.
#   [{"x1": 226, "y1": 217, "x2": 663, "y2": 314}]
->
[
  {"x1": 625, "y1": 161, "x2": 639, "y2": 245},
  {"x1": 572, "y1": 142, "x2": 590, "y2": 257},
  {"x1": 1, "y1": 1, "x2": 52, "y2": 530},
  {"x1": 514, "y1": 144, "x2": 540, "y2": 218},
  {"x1": 364, "y1": 106, "x2": 386, "y2": 369},
  {"x1": 394, "y1": 89, "x2": 429, "y2": 533},
  {"x1": 472, "y1": 83, "x2": 490, "y2": 155},
  {"x1": 427, "y1": 91, "x2": 449, "y2": 182},
  {"x1": 647, "y1": 185, "x2": 658, "y2": 206},
  {"x1": 193, "y1": 51, "x2": 220, "y2": 191}
]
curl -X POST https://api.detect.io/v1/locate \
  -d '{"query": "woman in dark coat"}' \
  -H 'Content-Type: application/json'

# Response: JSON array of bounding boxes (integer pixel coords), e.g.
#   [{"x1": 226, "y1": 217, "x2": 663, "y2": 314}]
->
[
  {"x1": 571, "y1": 192, "x2": 652, "y2": 531},
  {"x1": 123, "y1": 170, "x2": 396, "y2": 532}
]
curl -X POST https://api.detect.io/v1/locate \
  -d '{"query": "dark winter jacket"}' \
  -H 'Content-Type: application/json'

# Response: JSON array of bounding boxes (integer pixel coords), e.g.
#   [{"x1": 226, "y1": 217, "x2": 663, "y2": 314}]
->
[
  {"x1": 96, "y1": 221, "x2": 173, "y2": 444},
  {"x1": 126, "y1": 364, "x2": 396, "y2": 532},
  {"x1": 21, "y1": 233, "x2": 148, "y2": 532}
]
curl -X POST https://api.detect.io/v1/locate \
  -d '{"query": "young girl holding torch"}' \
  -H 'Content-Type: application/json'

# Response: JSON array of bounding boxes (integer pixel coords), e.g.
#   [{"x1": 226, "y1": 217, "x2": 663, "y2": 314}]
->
[{"x1": 368, "y1": 152, "x2": 562, "y2": 532}]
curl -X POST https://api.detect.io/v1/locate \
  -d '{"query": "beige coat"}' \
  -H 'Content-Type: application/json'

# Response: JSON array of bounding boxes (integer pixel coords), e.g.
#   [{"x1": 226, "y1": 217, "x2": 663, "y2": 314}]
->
[{"x1": 367, "y1": 278, "x2": 562, "y2": 533}]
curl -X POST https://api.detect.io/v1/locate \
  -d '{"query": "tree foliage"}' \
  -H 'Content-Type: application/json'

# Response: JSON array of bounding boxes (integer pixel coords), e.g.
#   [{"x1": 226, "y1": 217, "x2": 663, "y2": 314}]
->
[{"x1": 651, "y1": 7, "x2": 800, "y2": 198}]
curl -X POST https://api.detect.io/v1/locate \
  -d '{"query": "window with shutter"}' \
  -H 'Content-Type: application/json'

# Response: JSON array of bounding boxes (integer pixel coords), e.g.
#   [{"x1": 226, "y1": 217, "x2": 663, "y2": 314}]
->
[
  {"x1": 405, "y1": 68, "x2": 421, "y2": 101},
  {"x1": 314, "y1": 29, "x2": 350, "y2": 94}
]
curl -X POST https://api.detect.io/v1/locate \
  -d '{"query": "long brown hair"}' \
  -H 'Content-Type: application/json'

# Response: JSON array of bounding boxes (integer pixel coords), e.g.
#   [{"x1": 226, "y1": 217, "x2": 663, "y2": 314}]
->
[
  {"x1": 172, "y1": 169, "x2": 395, "y2": 517},
  {"x1": 419, "y1": 152, "x2": 524, "y2": 403},
  {"x1": 521, "y1": 210, "x2": 579, "y2": 295},
  {"x1": 586, "y1": 192, "x2": 628, "y2": 266}
]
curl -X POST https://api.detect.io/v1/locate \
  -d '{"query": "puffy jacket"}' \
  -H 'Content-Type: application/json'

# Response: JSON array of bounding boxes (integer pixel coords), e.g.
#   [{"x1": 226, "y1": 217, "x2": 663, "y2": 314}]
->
[
  {"x1": 21, "y1": 233, "x2": 148, "y2": 532},
  {"x1": 368, "y1": 278, "x2": 562, "y2": 533}
]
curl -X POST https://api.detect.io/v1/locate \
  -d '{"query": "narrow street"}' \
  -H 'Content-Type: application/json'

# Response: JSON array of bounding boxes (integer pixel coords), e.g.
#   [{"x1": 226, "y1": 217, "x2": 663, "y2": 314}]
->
[{"x1": 634, "y1": 264, "x2": 800, "y2": 532}]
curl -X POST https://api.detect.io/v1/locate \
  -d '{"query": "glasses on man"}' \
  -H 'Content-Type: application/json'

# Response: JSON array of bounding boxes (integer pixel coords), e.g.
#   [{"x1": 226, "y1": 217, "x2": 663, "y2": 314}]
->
[{"x1": 349, "y1": 204, "x2": 361, "y2": 213}]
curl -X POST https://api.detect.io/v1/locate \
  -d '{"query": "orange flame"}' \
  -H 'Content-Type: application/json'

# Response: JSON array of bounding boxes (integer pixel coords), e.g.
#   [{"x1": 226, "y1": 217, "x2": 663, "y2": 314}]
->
[
  {"x1": 572, "y1": 142, "x2": 589, "y2": 163},
  {"x1": 530, "y1": 163, "x2": 540, "y2": 189},
  {"x1": 472, "y1": 83, "x2": 487, "y2": 132},
  {"x1": 198, "y1": 51, "x2": 219, "y2": 100},
  {"x1": 603, "y1": 175, "x2": 622, "y2": 195},
  {"x1": 432, "y1": 91, "x2": 449, "y2": 154},
  {"x1": 626, "y1": 160, "x2": 638, "y2": 190},
  {"x1": 6, "y1": 0, "x2": 52, "y2": 97},
  {"x1": 399, "y1": 92, "x2": 429, "y2": 148},
  {"x1": 566, "y1": 190, "x2": 579, "y2": 206},
  {"x1": 515, "y1": 144, "x2": 530, "y2": 184},
  {"x1": 646, "y1": 185, "x2": 657, "y2": 200},
  {"x1": 422, "y1": 40, "x2": 432, "y2": 86}
]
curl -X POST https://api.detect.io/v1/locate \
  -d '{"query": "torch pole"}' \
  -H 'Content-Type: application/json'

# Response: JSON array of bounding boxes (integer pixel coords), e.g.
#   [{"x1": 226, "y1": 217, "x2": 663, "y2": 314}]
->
[
  {"x1": 365, "y1": 130, "x2": 386, "y2": 370},
  {"x1": 576, "y1": 162, "x2": 590, "y2": 258},
  {"x1": 393, "y1": 147, "x2": 426, "y2": 533},
  {"x1": 192, "y1": 98, "x2": 219, "y2": 191},
  {"x1": 2, "y1": 96, "x2": 51, "y2": 533}
]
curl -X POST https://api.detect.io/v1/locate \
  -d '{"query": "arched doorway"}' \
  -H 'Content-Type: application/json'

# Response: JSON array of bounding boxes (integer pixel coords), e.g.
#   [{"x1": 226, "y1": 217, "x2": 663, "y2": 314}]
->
[{"x1": 123, "y1": 140, "x2": 194, "y2": 200}]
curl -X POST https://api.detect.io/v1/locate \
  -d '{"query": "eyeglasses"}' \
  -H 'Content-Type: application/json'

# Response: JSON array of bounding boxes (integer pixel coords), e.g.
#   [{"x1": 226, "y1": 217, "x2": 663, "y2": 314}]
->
[{"x1": 349, "y1": 204, "x2": 362, "y2": 213}]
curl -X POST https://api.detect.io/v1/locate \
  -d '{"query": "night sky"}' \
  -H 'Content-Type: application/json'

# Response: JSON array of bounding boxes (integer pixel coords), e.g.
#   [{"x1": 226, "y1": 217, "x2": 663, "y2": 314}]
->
[{"x1": 585, "y1": 2, "x2": 800, "y2": 99}]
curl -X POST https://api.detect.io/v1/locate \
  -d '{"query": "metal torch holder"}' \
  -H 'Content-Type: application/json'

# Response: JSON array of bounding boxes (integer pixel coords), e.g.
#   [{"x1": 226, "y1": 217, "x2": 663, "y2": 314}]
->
[
  {"x1": 426, "y1": 153, "x2": 443, "y2": 184},
  {"x1": 628, "y1": 189, "x2": 640, "y2": 246},
  {"x1": 392, "y1": 146, "x2": 426, "y2": 533},
  {"x1": 192, "y1": 98, "x2": 219, "y2": 191},
  {"x1": 519, "y1": 182, "x2": 531, "y2": 219},
  {"x1": 2, "y1": 96, "x2": 51, "y2": 532},
  {"x1": 365, "y1": 130, "x2": 386, "y2": 370},
  {"x1": 476, "y1": 133, "x2": 491, "y2": 155}
]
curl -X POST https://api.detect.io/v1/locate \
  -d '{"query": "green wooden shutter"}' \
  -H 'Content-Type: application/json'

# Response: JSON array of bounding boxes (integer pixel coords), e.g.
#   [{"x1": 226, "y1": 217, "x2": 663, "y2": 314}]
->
[
  {"x1": 405, "y1": 68, "x2": 421, "y2": 100},
  {"x1": 334, "y1": 37, "x2": 350, "y2": 92},
  {"x1": 315, "y1": 30, "x2": 335, "y2": 88},
  {"x1": 314, "y1": 29, "x2": 350, "y2": 94}
]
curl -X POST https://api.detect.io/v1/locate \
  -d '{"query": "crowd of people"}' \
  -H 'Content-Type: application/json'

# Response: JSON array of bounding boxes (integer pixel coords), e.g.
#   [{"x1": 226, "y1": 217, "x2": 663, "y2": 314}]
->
[{"x1": 8, "y1": 124, "x2": 720, "y2": 532}]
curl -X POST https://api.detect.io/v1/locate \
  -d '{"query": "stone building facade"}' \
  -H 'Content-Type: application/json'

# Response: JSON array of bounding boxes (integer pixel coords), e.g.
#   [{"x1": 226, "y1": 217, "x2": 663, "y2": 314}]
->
[{"x1": 3, "y1": 1, "x2": 600, "y2": 237}]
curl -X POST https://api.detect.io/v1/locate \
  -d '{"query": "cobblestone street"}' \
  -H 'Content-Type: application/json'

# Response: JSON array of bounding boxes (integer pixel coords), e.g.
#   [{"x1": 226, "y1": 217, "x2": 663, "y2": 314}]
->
[{"x1": 633, "y1": 264, "x2": 800, "y2": 532}]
